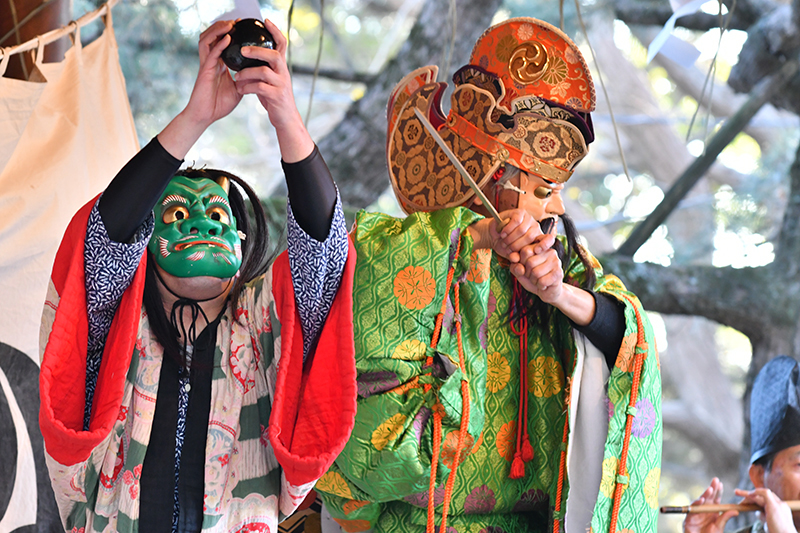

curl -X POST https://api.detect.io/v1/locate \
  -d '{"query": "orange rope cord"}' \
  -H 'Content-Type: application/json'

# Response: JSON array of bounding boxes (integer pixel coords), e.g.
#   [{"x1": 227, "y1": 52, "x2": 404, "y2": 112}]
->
[
  {"x1": 438, "y1": 282, "x2": 471, "y2": 533},
  {"x1": 430, "y1": 238, "x2": 462, "y2": 352},
  {"x1": 427, "y1": 410, "x2": 444, "y2": 533},
  {"x1": 552, "y1": 413, "x2": 570, "y2": 533},
  {"x1": 424, "y1": 233, "x2": 463, "y2": 533},
  {"x1": 608, "y1": 295, "x2": 649, "y2": 533},
  {"x1": 453, "y1": 282, "x2": 467, "y2": 381},
  {"x1": 440, "y1": 381, "x2": 470, "y2": 533},
  {"x1": 552, "y1": 352, "x2": 575, "y2": 533}
]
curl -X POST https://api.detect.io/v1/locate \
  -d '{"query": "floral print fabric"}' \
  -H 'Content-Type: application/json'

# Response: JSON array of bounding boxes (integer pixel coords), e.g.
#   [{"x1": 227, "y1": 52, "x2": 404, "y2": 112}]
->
[{"x1": 317, "y1": 207, "x2": 661, "y2": 533}]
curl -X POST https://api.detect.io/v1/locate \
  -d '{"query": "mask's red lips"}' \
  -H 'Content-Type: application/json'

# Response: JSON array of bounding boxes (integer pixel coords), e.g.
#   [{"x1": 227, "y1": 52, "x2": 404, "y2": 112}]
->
[{"x1": 175, "y1": 240, "x2": 232, "y2": 252}]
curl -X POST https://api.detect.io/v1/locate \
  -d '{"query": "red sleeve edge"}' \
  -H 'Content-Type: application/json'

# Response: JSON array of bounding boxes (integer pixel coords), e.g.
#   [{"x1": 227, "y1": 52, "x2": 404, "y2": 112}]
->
[
  {"x1": 39, "y1": 196, "x2": 145, "y2": 466},
  {"x1": 268, "y1": 238, "x2": 357, "y2": 487}
]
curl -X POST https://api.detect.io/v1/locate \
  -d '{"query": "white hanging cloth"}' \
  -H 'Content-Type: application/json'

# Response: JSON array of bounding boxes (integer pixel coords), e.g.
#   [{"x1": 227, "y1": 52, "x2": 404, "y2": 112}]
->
[{"x1": 0, "y1": 11, "x2": 139, "y2": 364}]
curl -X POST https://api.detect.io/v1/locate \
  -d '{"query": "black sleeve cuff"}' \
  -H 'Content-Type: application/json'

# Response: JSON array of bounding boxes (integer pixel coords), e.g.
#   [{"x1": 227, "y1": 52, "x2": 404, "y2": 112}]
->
[
  {"x1": 573, "y1": 291, "x2": 626, "y2": 370},
  {"x1": 99, "y1": 137, "x2": 183, "y2": 243},
  {"x1": 282, "y1": 145, "x2": 337, "y2": 242}
]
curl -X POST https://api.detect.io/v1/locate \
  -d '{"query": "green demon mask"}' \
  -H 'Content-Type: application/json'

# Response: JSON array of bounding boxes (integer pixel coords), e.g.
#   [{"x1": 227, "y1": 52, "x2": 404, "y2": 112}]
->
[{"x1": 148, "y1": 175, "x2": 242, "y2": 278}]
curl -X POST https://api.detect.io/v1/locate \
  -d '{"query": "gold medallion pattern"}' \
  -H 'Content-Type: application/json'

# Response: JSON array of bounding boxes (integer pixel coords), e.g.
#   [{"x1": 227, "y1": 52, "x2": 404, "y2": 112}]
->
[
  {"x1": 470, "y1": 18, "x2": 596, "y2": 112},
  {"x1": 509, "y1": 41, "x2": 549, "y2": 84}
]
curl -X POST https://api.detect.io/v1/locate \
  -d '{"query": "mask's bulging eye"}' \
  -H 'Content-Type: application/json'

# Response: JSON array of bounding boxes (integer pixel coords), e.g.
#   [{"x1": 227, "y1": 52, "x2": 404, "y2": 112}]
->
[
  {"x1": 207, "y1": 206, "x2": 231, "y2": 225},
  {"x1": 163, "y1": 205, "x2": 190, "y2": 224},
  {"x1": 534, "y1": 186, "x2": 553, "y2": 199}
]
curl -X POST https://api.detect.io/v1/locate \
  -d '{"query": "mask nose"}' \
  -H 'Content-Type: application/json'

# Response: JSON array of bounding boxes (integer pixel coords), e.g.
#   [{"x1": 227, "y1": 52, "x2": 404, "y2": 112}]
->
[{"x1": 185, "y1": 215, "x2": 223, "y2": 236}]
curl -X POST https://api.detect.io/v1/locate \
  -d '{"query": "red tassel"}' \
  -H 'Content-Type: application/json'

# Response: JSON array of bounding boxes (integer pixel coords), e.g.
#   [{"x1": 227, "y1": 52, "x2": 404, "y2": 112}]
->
[
  {"x1": 509, "y1": 453, "x2": 525, "y2": 479},
  {"x1": 521, "y1": 438, "x2": 534, "y2": 462}
]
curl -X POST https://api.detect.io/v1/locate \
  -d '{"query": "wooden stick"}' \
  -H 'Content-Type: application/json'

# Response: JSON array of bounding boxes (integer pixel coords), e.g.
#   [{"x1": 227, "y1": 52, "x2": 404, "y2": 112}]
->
[
  {"x1": 661, "y1": 501, "x2": 800, "y2": 514},
  {"x1": 412, "y1": 108, "x2": 505, "y2": 227}
]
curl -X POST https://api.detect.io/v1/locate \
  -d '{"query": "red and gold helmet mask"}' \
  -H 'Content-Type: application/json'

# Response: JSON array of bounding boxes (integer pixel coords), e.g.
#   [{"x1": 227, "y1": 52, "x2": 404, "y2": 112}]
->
[{"x1": 387, "y1": 17, "x2": 596, "y2": 214}]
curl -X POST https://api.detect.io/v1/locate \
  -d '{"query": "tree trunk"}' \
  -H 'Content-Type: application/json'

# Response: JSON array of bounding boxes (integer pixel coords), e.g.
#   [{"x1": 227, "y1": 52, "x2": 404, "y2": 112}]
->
[
  {"x1": 316, "y1": 0, "x2": 503, "y2": 209},
  {"x1": 728, "y1": 4, "x2": 800, "y2": 115},
  {"x1": 0, "y1": 0, "x2": 71, "y2": 80}
]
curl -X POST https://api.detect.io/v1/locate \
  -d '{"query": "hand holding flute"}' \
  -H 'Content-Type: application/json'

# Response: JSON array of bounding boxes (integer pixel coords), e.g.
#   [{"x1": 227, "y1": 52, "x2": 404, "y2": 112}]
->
[
  {"x1": 678, "y1": 478, "x2": 740, "y2": 533},
  {"x1": 732, "y1": 487, "x2": 797, "y2": 533},
  {"x1": 672, "y1": 478, "x2": 798, "y2": 533}
]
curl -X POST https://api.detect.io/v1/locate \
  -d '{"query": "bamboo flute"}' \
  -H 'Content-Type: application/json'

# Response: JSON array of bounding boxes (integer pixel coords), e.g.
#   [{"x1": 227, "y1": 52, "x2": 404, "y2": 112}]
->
[{"x1": 661, "y1": 501, "x2": 800, "y2": 514}]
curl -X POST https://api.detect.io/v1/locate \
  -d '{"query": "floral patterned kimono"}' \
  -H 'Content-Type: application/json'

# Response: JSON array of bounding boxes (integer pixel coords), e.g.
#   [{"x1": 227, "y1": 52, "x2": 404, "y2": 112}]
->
[
  {"x1": 39, "y1": 198, "x2": 358, "y2": 532},
  {"x1": 317, "y1": 208, "x2": 661, "y2": 533}
]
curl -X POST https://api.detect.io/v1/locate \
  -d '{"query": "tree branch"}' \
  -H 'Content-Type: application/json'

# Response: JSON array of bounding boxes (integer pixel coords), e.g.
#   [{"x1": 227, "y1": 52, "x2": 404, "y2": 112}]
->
[
  {"x1": 662, "y1": 399, "x2": 740, "y2": 474},
  {"x1": 728, "y1": 5, "x2": 800, "y2": 113},
  {"x1": 291, "y1": 64, "x2": 375, "y2": 84},
  {"x1": 613, "y1": 0, "x2": 752, "y2": 31},
  {"x1": 306, "y1": 0, "x2": 359, "y2": 73},
  {"x1": 598, "y1": 256, "x2": 793, "y2": 337},
  {"x1": 776, "y1": 139, "x2": 800, "y2": 278},
  {"x1": 616, "y1": 59, "x2": 799, "y2": 256}
]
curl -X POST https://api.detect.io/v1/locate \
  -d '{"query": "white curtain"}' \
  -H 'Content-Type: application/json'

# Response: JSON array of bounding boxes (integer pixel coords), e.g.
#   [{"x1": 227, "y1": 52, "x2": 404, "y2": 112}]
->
[
  {"x1": 0, "y1": 14, "x2": 139, "y2": 363},
  {"x1": 0, "y1": 11, "x2": 138, "y2": 531}
]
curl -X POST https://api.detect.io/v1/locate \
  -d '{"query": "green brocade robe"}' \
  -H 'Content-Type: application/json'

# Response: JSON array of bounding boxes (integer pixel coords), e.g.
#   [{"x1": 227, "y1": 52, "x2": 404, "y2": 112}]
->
[{"x1": 317, "y1": 208, "x2": 662, "y2": 533}]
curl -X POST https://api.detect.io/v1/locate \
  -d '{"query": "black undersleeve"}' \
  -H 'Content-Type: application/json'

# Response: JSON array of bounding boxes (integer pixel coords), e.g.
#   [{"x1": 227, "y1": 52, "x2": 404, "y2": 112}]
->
[
  {"x1": 282, "y1": 146, "x2": 337, "y2": 241},
  {"x1": 99, "y1": 139, "x2": 337, "y2": 244},
  {"x1": 572, "y1": 291, "x2": 626, "y2": 370},
  {"x1": 99, "y1": 138, "x2": 182, "y2": 243}
]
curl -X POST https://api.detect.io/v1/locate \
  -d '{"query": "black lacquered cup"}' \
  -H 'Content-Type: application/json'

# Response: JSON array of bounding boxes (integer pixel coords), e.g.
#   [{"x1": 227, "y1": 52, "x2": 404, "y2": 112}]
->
[{"x1": 221, "y1": 18, "x2": 276, "y2": 71}]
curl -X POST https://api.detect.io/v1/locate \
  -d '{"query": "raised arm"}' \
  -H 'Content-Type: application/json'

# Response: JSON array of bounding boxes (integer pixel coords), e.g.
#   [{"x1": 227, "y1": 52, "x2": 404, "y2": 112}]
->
[
  {"x1": 231, "y1": 17, "x2": 346, "y2": 359},
  {"x1": 232, "y1": 18, "x2": 313, "y2": 164},
  {"x1": 99, "y1": 20, "x2": 243, "y2": 243},
  {"x1": 83, "y1": 20, "x2": 247, "y2": 427}
]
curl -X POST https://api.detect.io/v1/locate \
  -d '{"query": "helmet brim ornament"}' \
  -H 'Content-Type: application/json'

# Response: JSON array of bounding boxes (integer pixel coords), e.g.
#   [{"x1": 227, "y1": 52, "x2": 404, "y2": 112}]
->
[{"x1": 387, "y1": 17, "x2": 596, "y2": 215}]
